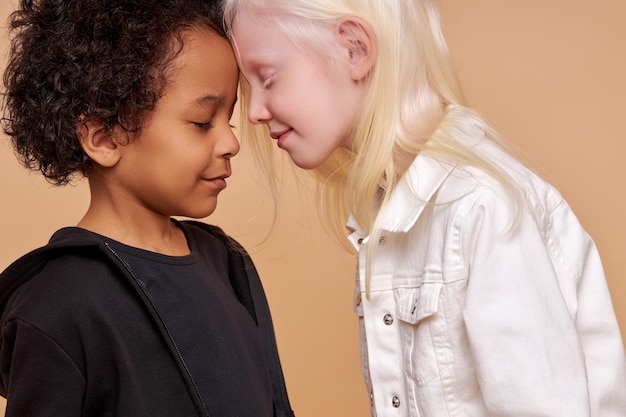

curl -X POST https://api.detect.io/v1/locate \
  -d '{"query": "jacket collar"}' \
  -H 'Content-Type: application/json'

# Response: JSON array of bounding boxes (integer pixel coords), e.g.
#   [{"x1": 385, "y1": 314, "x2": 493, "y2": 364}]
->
[
  {"x1": 378, "y1": 153, "x2": 455, "y2": 233},
  {"x1": 347, "y1": 153, "x2": 455, "y2": 246}
]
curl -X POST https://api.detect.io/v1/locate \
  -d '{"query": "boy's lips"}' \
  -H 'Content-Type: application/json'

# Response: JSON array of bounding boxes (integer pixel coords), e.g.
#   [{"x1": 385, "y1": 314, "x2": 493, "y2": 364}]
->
[{"x1": 204, "y1": 172, "x2": 231, "y2": 190}]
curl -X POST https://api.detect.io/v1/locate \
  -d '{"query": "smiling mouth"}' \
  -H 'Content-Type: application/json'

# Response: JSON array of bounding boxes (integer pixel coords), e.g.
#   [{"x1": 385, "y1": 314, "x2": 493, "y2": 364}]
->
[
  {"x1": 270, "y1": 129, "x2": 290, "y2": 140},
  {"x1": 270, "y1": 129, "x2": 292, "y2": 148}
]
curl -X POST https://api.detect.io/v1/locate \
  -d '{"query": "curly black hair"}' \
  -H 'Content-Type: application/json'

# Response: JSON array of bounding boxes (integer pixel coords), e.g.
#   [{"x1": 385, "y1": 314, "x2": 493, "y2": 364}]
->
[{"x1": 2, "y1": 0, "x2": 226, "y2": 185}]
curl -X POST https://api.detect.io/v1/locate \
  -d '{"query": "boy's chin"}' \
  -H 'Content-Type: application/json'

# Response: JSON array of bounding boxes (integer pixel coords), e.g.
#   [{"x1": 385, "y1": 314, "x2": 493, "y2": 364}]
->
[{"x1": 180, "y1": 205, "x2": 218, "y2": 220}]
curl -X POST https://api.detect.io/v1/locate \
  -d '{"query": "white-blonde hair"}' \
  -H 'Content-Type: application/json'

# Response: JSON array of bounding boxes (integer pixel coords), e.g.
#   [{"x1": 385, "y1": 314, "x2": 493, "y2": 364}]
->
[{"x1": 223, "y1": 0, "x2": 524, "y2": 280}]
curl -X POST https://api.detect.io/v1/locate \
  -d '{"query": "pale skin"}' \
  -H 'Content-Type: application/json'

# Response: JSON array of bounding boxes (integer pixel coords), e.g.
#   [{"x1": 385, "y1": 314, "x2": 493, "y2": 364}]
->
[
  {"x1": 231, "y1": 12, "x2": 378, "y2": 169},
  {"x1": 232, "y1": 11, "x2": 439, "y2": 173},
  {"x1": 76, "y1": 27, "x2": 240, "y2": 256}
]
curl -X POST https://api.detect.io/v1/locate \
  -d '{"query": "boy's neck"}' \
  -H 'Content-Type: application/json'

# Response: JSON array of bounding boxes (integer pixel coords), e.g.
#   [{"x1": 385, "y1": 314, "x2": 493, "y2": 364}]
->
[
  {"x1": 77, "y1": 209, "x2": 190, "y2": 256},
  {"x1": 77, "y1": 176, "x2": 191, "y2": 256}
]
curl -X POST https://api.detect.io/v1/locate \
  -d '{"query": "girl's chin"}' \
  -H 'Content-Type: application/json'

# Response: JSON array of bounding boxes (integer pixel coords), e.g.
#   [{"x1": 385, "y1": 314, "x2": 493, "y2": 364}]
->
[{"x1": 288, "y1": 153, "x2": 325, "y2": 170}]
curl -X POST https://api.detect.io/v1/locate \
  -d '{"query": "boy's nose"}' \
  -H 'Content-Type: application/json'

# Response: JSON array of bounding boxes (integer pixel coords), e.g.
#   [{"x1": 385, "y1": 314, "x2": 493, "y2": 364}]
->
[{"x1": 220, "y1": 128, "x2": 240, "y2": 159}]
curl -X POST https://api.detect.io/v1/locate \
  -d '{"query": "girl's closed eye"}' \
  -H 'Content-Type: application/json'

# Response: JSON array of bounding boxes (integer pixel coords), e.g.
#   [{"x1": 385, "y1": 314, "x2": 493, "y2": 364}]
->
[
  {"x1": 257, "y1": 67, "x2": 276, "y2": 90},
  {"x1": 262, "y1": 75, "x2": 274, "y2": 90}
]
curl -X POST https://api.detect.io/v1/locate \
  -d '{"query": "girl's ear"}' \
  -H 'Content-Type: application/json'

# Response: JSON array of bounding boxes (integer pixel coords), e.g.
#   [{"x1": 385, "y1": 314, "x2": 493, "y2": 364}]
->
[
  {"x1": 77, "y1": 118, "x2": 123, "y2": 168},
  {"x1": 336, "y1": 17, "x2": 377, "y2": 82}
]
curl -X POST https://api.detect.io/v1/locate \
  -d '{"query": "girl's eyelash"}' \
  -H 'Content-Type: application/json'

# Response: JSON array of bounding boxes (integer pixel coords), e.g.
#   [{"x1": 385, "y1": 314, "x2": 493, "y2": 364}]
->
[{"x1": 262, "y1": 76, "x2": 273, "y2": 89}]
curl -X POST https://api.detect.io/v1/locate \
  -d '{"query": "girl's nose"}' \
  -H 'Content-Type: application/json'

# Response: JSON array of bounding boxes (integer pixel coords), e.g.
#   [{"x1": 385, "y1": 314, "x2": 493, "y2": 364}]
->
[{"x1": 247, "y1": 90, "x2": 271, "y2": 125}]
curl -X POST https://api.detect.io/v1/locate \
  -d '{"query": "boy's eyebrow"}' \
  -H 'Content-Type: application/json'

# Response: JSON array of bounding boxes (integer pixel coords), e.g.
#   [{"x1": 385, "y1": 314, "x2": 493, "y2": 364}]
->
[
  {"x1": 191, "y1": 94, "x2": 223, "y2": 107},
  {"x1": 190, "y1": 94, "x2": 238, "y2": 109}
]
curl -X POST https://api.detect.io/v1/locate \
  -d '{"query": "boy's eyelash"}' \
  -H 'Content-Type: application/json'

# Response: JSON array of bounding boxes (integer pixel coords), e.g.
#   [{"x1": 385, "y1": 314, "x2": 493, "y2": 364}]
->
[
  {"x1": 193, "y1": 122, "x2": 236, "y2": 129},
  {"x1": 194, "y1": 121, "x2": 213, "y2": 129}
]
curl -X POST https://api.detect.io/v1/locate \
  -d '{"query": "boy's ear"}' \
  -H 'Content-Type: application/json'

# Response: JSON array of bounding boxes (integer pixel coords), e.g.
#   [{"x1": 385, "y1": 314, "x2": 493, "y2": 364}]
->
[
  {"x1": 336, "y1": 17, "x2": 377, "y2": 82},
  {"x1": 77, "y1": 118, "x2": 123, "y2": 168}
]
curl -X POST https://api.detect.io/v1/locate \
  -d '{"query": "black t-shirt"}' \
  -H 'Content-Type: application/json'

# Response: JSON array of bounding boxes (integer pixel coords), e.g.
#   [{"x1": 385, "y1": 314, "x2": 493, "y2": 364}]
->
[{"x1": 107, "y1": 223, "x2": 273, "y2": 417}]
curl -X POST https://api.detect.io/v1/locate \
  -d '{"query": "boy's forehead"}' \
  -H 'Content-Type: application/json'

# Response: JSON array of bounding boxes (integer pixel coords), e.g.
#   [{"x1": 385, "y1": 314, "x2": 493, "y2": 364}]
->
[{"x1": 162, "y1": 28, "x2": 238, "y2": 97}]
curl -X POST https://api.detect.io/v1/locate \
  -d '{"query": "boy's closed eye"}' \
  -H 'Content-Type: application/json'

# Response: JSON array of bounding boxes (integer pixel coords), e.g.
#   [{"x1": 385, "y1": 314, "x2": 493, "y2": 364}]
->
[
  {"x1": 192, "y1": 118, "x2": 236, "y2": 130},
  {"x1": 194, "y1": 121, "x2": 214, "y2": 129}
]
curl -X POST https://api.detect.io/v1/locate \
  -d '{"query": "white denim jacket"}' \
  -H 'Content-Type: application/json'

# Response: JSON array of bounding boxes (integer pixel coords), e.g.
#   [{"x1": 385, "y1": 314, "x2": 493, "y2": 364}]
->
[{"x1": 348, "y1": 138, "x2": 626, "y2": 417}]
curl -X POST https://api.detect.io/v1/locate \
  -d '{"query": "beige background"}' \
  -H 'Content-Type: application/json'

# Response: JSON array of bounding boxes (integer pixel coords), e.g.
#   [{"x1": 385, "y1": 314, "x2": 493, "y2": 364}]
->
[{"x1": 0, "y1": 1, "x2": 624, "y2": 416}]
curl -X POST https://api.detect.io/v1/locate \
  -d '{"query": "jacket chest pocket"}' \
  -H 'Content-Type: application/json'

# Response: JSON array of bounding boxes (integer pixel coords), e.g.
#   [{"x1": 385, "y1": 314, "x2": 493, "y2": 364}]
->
[
  {"x1": 396, "y1": 282, "x2": 442, "y2": 325},
  {"x1": 395, "y1": 282, "x2": 445, "y2": 385}
]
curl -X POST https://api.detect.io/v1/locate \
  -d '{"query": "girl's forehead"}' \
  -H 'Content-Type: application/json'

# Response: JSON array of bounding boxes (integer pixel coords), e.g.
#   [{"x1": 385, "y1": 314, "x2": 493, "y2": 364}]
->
[
  {"x1": 231, "y1": 35, "x2": 283, "y2": 77},
  {"x1": 232, "y1": 13, "x2": 286, "y2": 53}
]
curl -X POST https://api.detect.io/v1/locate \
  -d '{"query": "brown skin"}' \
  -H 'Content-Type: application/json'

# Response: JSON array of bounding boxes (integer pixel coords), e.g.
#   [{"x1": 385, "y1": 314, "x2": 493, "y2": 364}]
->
[{"x1": 77, "y1": 28, "x2": 240, "y2": 255}]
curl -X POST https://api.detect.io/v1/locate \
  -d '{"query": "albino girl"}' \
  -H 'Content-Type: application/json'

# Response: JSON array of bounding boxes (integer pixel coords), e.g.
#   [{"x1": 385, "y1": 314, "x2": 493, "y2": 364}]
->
[{"x1": 222, "y1": 0, "x2": 626, "y2": 416}]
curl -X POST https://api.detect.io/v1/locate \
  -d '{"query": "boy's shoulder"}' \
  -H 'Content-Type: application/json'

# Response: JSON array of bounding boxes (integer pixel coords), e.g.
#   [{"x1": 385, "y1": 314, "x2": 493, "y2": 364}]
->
[
  {"x1": 1, "y1": 227, "x2": 109, "y2": 281},
  {"x1": 0, "y1": 228, "x2": 117, "y2": 320}
]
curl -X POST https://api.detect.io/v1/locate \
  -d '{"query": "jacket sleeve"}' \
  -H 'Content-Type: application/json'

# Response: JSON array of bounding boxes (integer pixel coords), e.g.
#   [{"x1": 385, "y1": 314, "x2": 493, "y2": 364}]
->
[
  {"x1": 460, "y1": 189, "x2": 626, "y2": 417},
  {"x1": 1, "y1": 318, "x2": 84, "y2": 417},
  {"x1": 545, "y1": 198, "x2": 626, "y2": 415}
]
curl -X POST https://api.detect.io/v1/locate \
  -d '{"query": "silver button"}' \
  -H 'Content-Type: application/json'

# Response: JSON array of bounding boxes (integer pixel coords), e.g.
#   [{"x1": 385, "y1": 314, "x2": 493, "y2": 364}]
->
[
  {"x1": 392, "y1": 395, "x2": 400, "y2": 408},
  {"x1": 378, "y1": 236, "x2": 387, "y2": 245},
  {"x1": 383, "y1": 313, "x2": 394, "y2": 325}
]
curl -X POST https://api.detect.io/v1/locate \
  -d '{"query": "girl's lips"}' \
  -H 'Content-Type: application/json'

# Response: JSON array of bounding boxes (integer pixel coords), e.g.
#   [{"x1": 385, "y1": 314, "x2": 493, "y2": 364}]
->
[
  {"x1": 270, "y1": 129, "x2": 292, "y2": 148},
  {"x1": 269, "y1": 129, "x2": 286, "y2": 139}
]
